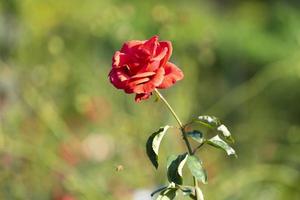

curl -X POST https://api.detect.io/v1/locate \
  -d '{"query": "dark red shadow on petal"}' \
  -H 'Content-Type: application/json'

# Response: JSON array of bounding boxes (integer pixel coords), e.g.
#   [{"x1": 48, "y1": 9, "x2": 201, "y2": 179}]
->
[{"x1": 135, "y1": 93, "x2": 151, "y2": 102}]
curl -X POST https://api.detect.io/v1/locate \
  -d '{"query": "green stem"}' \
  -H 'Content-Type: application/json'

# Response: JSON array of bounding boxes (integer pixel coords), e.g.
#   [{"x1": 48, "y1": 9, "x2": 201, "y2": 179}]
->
[
  {"x1": 154, "y1": 89, "x2": 199, "y2": 197},
  {"x1": 154, "y1": 89, "x2": 184, "y2": 128}
]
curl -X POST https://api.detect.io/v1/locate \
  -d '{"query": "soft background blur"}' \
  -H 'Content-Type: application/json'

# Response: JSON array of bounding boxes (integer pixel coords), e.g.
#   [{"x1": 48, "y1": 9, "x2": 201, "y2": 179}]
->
[{"x1": 1, "y1": 0, "x2": 300, "y2": 199}]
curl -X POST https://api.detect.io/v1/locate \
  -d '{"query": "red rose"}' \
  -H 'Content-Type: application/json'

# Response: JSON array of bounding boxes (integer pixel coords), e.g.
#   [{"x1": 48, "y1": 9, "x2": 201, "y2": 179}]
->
[{"x1": 108, "y1": 35, "x2": 184, "y2": 102}]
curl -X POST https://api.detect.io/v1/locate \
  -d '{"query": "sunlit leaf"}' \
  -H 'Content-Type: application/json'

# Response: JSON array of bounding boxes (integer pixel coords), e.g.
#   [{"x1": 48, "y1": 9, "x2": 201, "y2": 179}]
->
[
  {"x1": 207, "y1": 135, "x2": 237, "y2": 157},
  {"x1": 194, "y1": 187, "x2": 204, "y2": 200},
  {"x1": 182, "y1": 186, "x2": 204, "y2": 200},
  {"x1": 146, "y1": 125, "x2": 170, "y2": 169},
  {"x1": 195, "y1": 115, "x2": 221, "y2": 128},
  {"x1": 217, "y1": 124, "x2": 234, "y2": 143},
  {"x1": 177, "y1": 185, "x2": 194, "y2": 196},
  {"x1": 151, "y1": 186, "x2": 168, "y2": 197},
  {"x1": 187, "y1": 155, "x2": 208, "y2": 184},
  {"x1": 167, "y1": 155, "x2": 178, "y2": 168},
  {"x1": 190, "y1": 187, "x2": 204, "y2": 200},
  {"x1": 195, "y1": 116, "x2": 235, "y2": 143},
  {"x1": 156, "y1": 188, "x2": 177, "y2": 200},
  {"x1": 187, "y1": 130, "x2": 204, "y2": 144},
  {"x1": 152, "y1": 183, "x2": 177, "y2": 197},
  {"x1": 167, "y1": 153, "x2": 188, "y2": 185}
]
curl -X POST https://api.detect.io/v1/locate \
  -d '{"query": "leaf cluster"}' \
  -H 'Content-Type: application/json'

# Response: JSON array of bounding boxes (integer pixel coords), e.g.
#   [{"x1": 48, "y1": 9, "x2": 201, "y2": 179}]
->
[{"x1": 146, "y1": 115, "x2": 237, "y2": 199}]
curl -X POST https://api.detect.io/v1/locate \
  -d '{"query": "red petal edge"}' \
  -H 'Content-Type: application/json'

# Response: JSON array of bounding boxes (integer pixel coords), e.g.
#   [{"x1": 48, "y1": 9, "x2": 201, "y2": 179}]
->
[{"x1": 158, "y1": 62, "x2": 184, "y2": 89}]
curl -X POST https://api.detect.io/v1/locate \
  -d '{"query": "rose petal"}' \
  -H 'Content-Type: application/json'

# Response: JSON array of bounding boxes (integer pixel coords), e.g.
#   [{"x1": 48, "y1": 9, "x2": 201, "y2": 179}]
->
[
  {"x1": 120, "y1": 40, "x2": 143, "y2": 53},
  {"x1": 141, "y1": 35, "x2": 158, "y2": 56},
  {"x1": 158, "y1": 62, "x2": 184, "y2": 89},
  {"x1": 158, "y1": 41, "x2": 172, "y2": 66},
  {"x1": 152, "y1": 47, "x2": 168, "y2": 61},
  {"x1": 131, "y1": 79, "x2": 155, "y2": 94},
  {"x1": 109, "y1": 68, "x2": 130, "y2": 89},
  {"x1": 131, "y1": 71, "x2": 156, "y2": 79},
  {"x1": 131, "y1": 67, "x2": 165, "y2": 94},
  {"x1": 129, "y1": 84, "x2": 142, "y2": 94},
  {"x1": 112, "y1": 51, "x2": 129, "y2": 68},
  {"x1": 146, "y1": 41, "x2": 171, "y2": 72},
  {"x1": 145, "y1": 60, "x2": 161, "y2": 72},
  {"x1": 142, "y1": 82, "x2": 156, "y2": 93},
  {"x1": 151, "y1": 67, "x2": 165, "y2": 87},
  {"x1": 129, "y1": 77, "x2": 151, "y2": 85},
  {"x1": 124, "y1": 87, "x2": 134, "y2": 94},
  {"x1": 135, "y1": 93, "x2": 151, "y2": 102}
]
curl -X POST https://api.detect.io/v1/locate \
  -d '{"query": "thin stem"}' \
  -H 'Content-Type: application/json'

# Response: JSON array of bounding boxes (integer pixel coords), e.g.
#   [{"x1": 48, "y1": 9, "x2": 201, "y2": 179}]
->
[
  {"x1": 154, "y1": 89, "x2": 183, "y2": 128},
  {"x1": 154, "y1": 89, "x2": 199, "y2": 197},
  {"x1": 193, "y1": 177, "x2": 199, "y2": 193},
  {"x1": 154, "y1": 89, "x2": 193, "y2": 153},
  {"x1": 192, "y1": 142, "x2": 205, "y2": 154}
]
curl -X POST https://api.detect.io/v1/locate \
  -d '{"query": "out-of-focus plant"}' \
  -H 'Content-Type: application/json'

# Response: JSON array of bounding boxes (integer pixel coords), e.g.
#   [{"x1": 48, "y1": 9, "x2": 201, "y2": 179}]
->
[
  {"x1": 1, "y1": 0, "x2": 300, "y2": 199},
  {"x1": 108, "y1": 35, "x2": 237, "y2": 199}
]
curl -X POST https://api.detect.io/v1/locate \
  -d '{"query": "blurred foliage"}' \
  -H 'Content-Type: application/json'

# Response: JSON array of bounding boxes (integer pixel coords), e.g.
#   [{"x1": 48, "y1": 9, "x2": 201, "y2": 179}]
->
[{"x1": 0, "y1": 0, "x2": 300, "y2": 199}]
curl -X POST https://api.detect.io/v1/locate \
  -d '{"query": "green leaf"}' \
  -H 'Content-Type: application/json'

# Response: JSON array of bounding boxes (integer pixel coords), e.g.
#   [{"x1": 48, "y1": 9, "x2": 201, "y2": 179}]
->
[
  {"x1": 187, "y1": 155, "x2": 208, "y2": 184},
  {"x1": 167, "y1": 155, "x2": 178, "y2": 169},
  {"x1": 195, "y1": 116, "x2": 235, "y2": 143},
  {"x1": 207, "y1": 135, "x2": 237, "y2": 157},
  {"x1": 151, "y1": 186, "x2": 168, "y2": 197},
  {"x1": 195, "y1": 115, "x2": 221, "y2": 128},
  {"x1": 217, "y1": 124, "x2": 234, "y2": 143},
  {"x1": 156, "y1": 188, "x2": 177, "y2": 200},
  {"x1": 177, "y1": 185, "x2": 194, "y2": 196},
  {"x1": 194, "y1": 187, "x2": 204, "y2": 200},
  {"x1": 146, "y1": 126, "x2": 170, "y2": 169},
  {"x1": 182, "y1": 186, "x2": 204, "y2": 200},
  {"x1": 167, "y1": 153, "x2": 188, "y2": 185},
  {"x1": 196, "y1": 187, "x2": 204, "y2": 200},
  {"x1": 152, "y1": 183, "x2": 177, "y2": 198},
  {"x1": 187, "y1": 130, "x2": 204, "y2": 144}
]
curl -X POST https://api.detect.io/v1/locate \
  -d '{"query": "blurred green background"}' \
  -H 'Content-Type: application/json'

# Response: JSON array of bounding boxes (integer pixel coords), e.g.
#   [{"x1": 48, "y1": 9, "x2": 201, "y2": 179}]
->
[{"x1": 1, "y1": 0, "x2": 300, "y2": 199}]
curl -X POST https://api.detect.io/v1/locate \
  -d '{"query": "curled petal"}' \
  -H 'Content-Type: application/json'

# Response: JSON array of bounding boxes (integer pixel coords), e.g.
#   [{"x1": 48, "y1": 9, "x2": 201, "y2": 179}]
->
[
  {"x1": 131, "y1": 71, "x2": 156, "y2": 79},
  {"x1": 146, "y1": 59, "x2": 161, "y2": 72},
  {"x1": 152, "y1": 47, "x2": 168, "y2": 61},
  {"x1": 129, "y1": 67, "x2": 165, "y2": 94},
  {"x1": 130, "y1": 77, "x2": 151, "y2": 85},
  {"x1": 129, "y1": 83, "x2": 151, "y2": 94},
  {"x1": 141, "y1": 35, "x2": 159, "y2": 56},
  {"x1": 112, "y1": 51, "x2": 129, "y2": 68},
  {"x1": 151, "y1": 67, "x2": 165, "y2": 87},
  {"x1": 146, "y1": 42, "x2": 170, "y2": 72},
  {"x1": 109, "y1": 68, "x2": 130, "y2": 89},
  {"x1": 158, "y1": 62, "x2": 184, "y2": 89},
  {"x1": 158, "y1": 41, "x2": 173, "y2": 66},
  {"x1": 120, "y1": 40, "x2": 143, "y2": 53}
]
